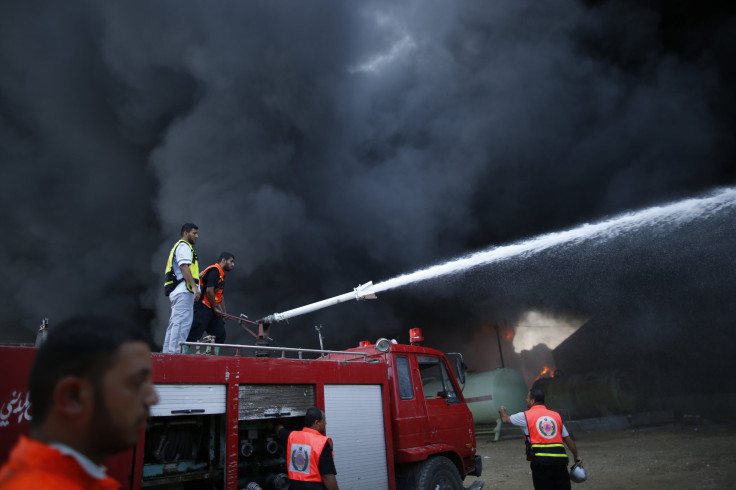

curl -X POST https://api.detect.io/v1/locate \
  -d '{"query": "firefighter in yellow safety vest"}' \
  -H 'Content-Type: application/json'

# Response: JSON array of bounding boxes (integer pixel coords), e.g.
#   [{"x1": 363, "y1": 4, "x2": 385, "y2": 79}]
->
[{"x1": 162, "y1": 223, "x2": 200, "y2": 354}]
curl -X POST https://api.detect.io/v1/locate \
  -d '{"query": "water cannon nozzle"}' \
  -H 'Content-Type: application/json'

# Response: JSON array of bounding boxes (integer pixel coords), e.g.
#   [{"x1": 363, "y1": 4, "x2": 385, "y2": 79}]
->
[{"x1": 354, "y1": 281, "x2": 377, "y2": 301}]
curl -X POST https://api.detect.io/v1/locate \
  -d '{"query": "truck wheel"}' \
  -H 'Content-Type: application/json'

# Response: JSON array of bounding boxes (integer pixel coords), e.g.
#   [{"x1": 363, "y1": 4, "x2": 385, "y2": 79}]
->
[{"x1": 415, "y1": 456, "x2": 463, "y2": 490}]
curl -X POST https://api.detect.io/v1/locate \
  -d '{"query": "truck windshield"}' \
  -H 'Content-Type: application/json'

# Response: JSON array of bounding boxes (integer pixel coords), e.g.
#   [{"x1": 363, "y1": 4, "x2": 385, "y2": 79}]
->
[{"x1": 417, "y1": 356, "x2": 459, "y2": 403}]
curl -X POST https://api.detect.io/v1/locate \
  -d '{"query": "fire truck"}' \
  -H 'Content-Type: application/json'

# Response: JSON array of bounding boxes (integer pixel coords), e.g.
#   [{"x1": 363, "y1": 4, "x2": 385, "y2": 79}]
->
[{"x1": 0, "y1": 284, "x2": 483, "y2": 489}]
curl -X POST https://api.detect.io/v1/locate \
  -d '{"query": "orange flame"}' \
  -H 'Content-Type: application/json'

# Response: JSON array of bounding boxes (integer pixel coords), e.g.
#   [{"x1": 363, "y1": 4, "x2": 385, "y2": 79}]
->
[{"x1": 539, "y1": 366, "x2": 552, "y2": 377}]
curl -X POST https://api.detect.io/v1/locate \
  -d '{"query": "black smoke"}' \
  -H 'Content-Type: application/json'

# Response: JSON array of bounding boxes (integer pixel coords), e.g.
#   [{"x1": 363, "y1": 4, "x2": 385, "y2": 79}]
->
[{"x1": 1, "y1": 1, "x2": 735, "y2": 394}]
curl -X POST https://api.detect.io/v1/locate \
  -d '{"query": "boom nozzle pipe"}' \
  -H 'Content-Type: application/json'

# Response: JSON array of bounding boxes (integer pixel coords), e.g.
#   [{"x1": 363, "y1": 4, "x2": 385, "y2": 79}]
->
[{"x1": 258, "y1": 281, "x2": 377, "y2": 324}]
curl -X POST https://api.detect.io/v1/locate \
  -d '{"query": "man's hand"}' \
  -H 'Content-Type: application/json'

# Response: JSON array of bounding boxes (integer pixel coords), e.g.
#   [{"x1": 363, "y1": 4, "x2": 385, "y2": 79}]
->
[
  {"x1": 498, "y1": 406, "x2": 511, "y2": 424},
  {"x1": 180, "y1": 264, "x2": 200, "y2": 301}
]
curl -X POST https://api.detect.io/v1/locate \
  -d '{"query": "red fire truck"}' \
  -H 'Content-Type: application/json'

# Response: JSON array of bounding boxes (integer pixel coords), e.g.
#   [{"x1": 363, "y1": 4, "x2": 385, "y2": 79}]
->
[{"x1": 0, "y1": 324, "x2": 483, "y2": 489}]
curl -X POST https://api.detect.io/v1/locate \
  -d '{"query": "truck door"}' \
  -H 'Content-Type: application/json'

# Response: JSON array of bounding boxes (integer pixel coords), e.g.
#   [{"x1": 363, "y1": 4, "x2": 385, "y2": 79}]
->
[
  {"x1": 416, "y1": 356, "x2": 473, "y2": 452},
  {"x1": 391, "y1": 354, "x2": 432, "y2": 452}
]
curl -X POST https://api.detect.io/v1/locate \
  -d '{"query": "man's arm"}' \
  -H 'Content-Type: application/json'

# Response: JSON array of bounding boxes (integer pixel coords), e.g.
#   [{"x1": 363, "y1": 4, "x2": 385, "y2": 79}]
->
[
  {"x1": 205, "y1": 285, "x2": 217, "y2": 309},
  {"x1": 319, "y1": 441, "x2": 339, "y2": 490},
  {"x1": 563, "y1": 435, "x2": 582, "y2": 466},
  {"x1": 275, "y1": 425, "x2": 291, "y2": 447},
  {"x1": 322, "y1": 473, "x2": 339, "y2": 490},
  {"x1": 218, "y1": 297, "x2": 226, "y2": 315},
  {"x1": 498, "y1": 406, "x2": 512, "y2": 424},
  {"x1": 180, "y1": 264, "x2": 201, "y2": 302}
]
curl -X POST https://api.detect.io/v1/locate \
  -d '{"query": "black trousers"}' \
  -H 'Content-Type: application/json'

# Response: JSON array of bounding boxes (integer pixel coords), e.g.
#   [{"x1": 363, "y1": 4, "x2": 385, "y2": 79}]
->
[
  {"x1": 187, "y1": 302, "x2": 226, "y2": 343},
  {"x1": 530, "y1": 462, "x2": 571, "y2": 490}
]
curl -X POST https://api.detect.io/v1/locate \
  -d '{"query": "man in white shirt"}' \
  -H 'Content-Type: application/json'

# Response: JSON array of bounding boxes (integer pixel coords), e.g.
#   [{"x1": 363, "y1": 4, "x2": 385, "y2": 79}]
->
[
  {"x1": 499, "y1": 388, "x2": 582, "y2": 490},
  {"x1": 162, "y1": 223, "x2": 201, "y2": 354}
]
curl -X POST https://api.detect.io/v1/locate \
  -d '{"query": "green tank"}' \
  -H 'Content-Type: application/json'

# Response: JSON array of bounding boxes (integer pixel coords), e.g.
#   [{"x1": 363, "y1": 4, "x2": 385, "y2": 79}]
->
[{"x1": 462, "y1": 368, "x2": 529, "y2": 424}]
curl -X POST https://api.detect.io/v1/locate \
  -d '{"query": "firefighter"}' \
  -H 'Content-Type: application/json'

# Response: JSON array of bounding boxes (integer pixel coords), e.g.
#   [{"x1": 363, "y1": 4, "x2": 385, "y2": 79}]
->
[
  {"x1": 162, "y1": 223, "x2": 200, "y2": 354},
  {"x1": 276, "y1": 407, "x2": 339, "y2": 490},
  {"x1": 0, "y1": 316, "x2": 159, "y2": 489},
  {"x1": 498, "y1": 388, "x2": 583, "y2": 490},
  {"x1": 187, "y1": 252, "x2": 235, "y2": 344}
]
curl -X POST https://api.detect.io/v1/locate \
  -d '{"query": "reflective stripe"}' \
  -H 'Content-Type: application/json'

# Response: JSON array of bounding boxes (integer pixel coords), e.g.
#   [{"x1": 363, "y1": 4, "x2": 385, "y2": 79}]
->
[
  {"x1": 531, "y1": 443, "x2": 567, "y2": 457},
  {"x1": 525, "y1": 405, "x2": 569, "y2": 465}
]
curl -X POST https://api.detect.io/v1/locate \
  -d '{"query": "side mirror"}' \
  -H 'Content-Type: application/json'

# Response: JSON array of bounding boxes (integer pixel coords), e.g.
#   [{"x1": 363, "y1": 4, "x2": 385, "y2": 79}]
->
[{"x1": 455, "y1": 357, "x2": 468, "y2": 385}]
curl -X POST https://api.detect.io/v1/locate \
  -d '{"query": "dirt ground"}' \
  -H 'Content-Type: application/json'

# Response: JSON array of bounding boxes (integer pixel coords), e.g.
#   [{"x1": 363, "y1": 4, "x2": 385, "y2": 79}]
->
[{"x1": 463, "y1": 423, "x2": 736, "y2": 489}]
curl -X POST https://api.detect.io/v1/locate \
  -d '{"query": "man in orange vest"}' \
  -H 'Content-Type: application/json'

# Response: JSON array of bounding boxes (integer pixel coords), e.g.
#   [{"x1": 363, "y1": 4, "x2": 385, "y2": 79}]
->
[
  {"x1": 499, "y1": 388, "x2": 582, "y2": 490},
  {"x1": 0, "y1": 316, "x2": 160, "y2": 489},
  {"x1": 187, "y1": 252, "x2": 235, "y2": 345},
  {"x1": 276, "y1": 407, "x2": 339, "y2": 490}
]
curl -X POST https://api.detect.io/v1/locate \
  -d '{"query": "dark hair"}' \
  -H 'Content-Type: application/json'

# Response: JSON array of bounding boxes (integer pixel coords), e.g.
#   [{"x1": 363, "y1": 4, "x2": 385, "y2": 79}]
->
[
  {"x1": 218, "y1": 252, "x2": 234, "y2": 262},
  {"x1": 305, "y1": 407, "x2": 323, "y2": 428},
  {"x1": 181, "y1": 223, "x2": 198, "y2": 235},
  {"x1": 529, "y1": 387, "x2": 545, "y2": 404},
  {"x1": 29, "y1": 315, "x2": 152, "y2": 427}
]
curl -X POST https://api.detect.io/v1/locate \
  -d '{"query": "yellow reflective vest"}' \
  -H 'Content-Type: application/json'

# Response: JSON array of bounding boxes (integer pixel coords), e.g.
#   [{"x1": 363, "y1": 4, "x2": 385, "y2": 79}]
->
[{"x1": 163, "y1": 239, "x2": 199, "y2": 296}]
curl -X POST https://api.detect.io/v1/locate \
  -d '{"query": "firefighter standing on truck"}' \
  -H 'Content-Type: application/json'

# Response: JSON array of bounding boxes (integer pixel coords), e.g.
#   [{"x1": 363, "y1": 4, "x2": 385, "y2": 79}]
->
[
  {"x1": 187, "y1": 252, "x2": 235, "y2": 344},
  {"x1": 276, "y1": 407, "x2": 339, "y2": 490},
  {"x1": 499, "y1": 387, "x2": 583, "y2": 490},
  {"x1": 162, "y1": 223, "x2": 200, "y2": 354}
]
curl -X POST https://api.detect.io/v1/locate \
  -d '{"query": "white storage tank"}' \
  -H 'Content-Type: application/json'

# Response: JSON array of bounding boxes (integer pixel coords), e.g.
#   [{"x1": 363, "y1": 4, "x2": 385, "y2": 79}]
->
[{"x1": 462, "y1": 368, "x2": 528, "y2": 425}]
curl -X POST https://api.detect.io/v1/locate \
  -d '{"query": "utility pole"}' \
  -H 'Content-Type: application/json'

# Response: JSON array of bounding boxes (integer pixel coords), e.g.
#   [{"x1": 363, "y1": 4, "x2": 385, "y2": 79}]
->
[{"x1": 493, "y1": 323, "x2": 505, "y2": 368}]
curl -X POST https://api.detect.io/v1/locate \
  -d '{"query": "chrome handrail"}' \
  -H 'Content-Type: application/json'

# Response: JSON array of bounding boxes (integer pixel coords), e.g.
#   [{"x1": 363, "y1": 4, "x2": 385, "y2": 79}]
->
[{"x1": 178, "y1": 341, "x2": 369, "y2": 361}]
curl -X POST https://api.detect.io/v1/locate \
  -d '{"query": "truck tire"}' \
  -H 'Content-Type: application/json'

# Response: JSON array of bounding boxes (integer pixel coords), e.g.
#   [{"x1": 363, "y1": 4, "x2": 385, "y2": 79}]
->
[{"x1": 415, "y1": 456, "x2": 463, "y2": 490}]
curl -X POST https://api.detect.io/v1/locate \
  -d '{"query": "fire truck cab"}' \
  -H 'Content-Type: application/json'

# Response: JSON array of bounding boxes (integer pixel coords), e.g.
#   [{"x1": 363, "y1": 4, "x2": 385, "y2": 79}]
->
[{"x1": 0, "y1": 328, "x2": 482, "y2": 490}]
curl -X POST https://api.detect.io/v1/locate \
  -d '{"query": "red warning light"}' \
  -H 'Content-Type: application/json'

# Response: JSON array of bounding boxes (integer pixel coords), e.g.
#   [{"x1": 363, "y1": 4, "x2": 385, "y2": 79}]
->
[
  {"x1": 409, "y1": 328, "x2": 424, "y2": 345},
  {"x1": 359, "y1": 340, "x2": 371, "y2": 347}
]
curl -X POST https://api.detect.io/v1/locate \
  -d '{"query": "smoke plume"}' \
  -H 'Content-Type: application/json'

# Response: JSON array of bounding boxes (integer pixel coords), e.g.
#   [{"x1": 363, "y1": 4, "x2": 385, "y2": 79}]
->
[{"x1": 1, "y1": 1, "x2": 735, "y2": 394}]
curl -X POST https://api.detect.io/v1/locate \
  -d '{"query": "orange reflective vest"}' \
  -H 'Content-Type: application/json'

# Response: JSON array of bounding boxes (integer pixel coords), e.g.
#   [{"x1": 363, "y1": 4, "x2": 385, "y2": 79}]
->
[
  {"x1": 286, "y1": 427, "x2": 332, "y2": 483},
  {"x1": 199, "y1": 263, "x2": 225, "y2": 309},
  {"x1": 524, "y1": 404, "x2": 569, "y2": 465},
  {"x1": 0, "y1": 435, "x2": 121, "y2": 490}
]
